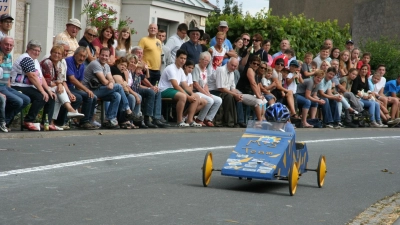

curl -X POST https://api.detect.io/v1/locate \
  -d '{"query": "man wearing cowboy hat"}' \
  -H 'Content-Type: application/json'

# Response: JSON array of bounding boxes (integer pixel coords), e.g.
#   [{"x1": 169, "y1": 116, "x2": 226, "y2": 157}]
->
[
  {"x1": 54, "y1": 18, "x2": 82, "y2": 57},
  {"x1": 179, "y1": 27, "x2": 204, "y2": 64}
]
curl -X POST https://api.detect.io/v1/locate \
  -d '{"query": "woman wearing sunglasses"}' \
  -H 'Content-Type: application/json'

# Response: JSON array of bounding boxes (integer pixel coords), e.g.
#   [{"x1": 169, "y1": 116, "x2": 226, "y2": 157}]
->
[
  {"x1": 78, "y1": 26, "x2": 98, "y2": 66},
  {"x1": 241, "y1": 33, "x2": 269, "y2": 68},
  {"x1": 236, "y1": 55, "x2": 267, "y2": 121}
]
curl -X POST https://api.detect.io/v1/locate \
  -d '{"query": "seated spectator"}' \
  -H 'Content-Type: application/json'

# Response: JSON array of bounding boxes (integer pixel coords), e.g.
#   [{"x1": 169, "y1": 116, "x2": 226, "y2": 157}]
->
[
  {"x1": 78, "y1": 26, "x2": 98, "y2": 66},
  {"x1": 233, "y1": 37, "x2": 243, "y2": 62},
  {"x1": 158, "y1": 49, "x2": 202, "y2": 127},
  {"x1": 208, "y1": 32, "x2": 227, "y2": 75},
  {"x1": 0, "y1": 92, "x2": 6, "y2": 132},
  {"x1": 0, "y1": 36, "x2": 30, "y2": 130},
  {"x1": 357, "y1": 52, "x2": 371, "y2": 77},
  {"x1": 111, "y1": 57, "x2": 142, "y2": 129},
  {"x1": 92, "y1": 26, "x2": 116, "y2": 65},
  {"x1": 350, "y1": 48, "x2": 360, "y2": 69},
  {"x1": 40, "y1": 45, "x2": 84, "y2": 130},
  {"x1": 199, "y1": 33, "x2": 210, "y2": 52},
  {"x1": 330, "y1": 47, "x2": 340, "y2": 61},
  {"x1": 11, "y1": 40, "x2": 57, "y2": 131},
  {"x1": 351, "y1": 67, "x2": 385, "y2": 128},
  {"x1": 296, "y1": 70, "x2": 326, "y2": 128},
  {"x1": 261, "y1": 39, "x2": 273, "y2": 66},
  {"x1": 64, "y1": 47, "x2": 97, "y2": 129},
  {"x1": 192, "y1": 52, "x2": 222, "y2": 127},
  {"x1": 339, "y1": 50, "x2": 351, "y2": 77},
  {"x1": 372, "y1": 73, "x2": 400, "y2": 125},
  {"x1": 83, "y1": 47, "x2": 136, "y2": 128},
  {"x1": 270, "y1": 58, "x2": 298, "y2": 118},
  {"x1": 208, "y1": 58, "x2": 244, "y2": 127},
  {"x1": 54, "y1": 18, "x2": 81, "y2": 56},
  {"x1": 260, "y1": 65, "x2": 277, "y2": 105},
  {"x1": 271, "y1": 49, "x2": 294, "y2": 68},
  {"x1": 317, "y1": 67, "x2": 341, "y2": 128},
  {"x1": 320, "y1": 60, "x2": 331, "y2": 72},
  {"x1": 241, "y1": 33, "x2": 269, "y2": 68}
]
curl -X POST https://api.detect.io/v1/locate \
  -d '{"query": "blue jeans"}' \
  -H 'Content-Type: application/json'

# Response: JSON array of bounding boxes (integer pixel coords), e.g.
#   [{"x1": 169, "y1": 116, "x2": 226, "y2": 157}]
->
[
  {"x1": 0, "y1": 86, "x2": 30, "y2": 126},
  {"x1": 57, "y1": 87, "x2": 96, "y2": 125},
  {"x1": 118, "y1": 93, "x2": 141, "y2": 123},
  {"x1": 12, "y1": 86, "x2": 54, "y2": 123},
  {"x1": 139, "y1": 88, "x2": 162, "y2": 119},
  {"x1": 296, "y1": 94, "x2": 318, "y2": 109},
  {"x1": 360, "y1": 99, "x2": 380, "y2": 122},
  {"x1": 0, "y1": 94, "x2": 5, "y2": 123},
  {"x1": 320, "y1": 97, "x2": 340, "y2": 124},
  {"x1": 93, "y1": 84, "x2": 128, "y2": 120},
  {"x1": 236, "y1": 101, "x2": 245, "y2": 123}
]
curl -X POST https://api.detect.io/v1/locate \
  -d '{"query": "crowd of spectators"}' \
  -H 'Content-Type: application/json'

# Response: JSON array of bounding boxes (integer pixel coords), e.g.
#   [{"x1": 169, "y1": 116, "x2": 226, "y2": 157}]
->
[{"x1": 0, "y1": 14, "x2": 400, "y2": 133}]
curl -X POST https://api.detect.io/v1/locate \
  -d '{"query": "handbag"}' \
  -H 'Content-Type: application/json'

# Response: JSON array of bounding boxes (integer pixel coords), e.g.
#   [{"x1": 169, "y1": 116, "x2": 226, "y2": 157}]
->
[{"x1": 88, "y1": 77, "x2": 101, "y2": 89}]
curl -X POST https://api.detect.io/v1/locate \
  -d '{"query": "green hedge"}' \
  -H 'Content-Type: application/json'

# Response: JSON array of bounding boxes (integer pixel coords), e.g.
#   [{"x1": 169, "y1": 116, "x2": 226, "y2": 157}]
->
[{"x1": 206, "y1": 9, "x2": 351, "y2": 60}]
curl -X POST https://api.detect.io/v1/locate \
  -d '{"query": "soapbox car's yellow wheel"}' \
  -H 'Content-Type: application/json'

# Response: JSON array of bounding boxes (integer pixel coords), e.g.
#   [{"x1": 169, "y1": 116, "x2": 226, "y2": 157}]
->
[
  {"x1": 288, "y1": 162, "x2": 299, "y2": 196},
  {"x1": 317, "y1": 155, "x2": 327, "y2": 188},
  {"x1": 202, "y1": 151, "x2": 213, "y2": 187}
]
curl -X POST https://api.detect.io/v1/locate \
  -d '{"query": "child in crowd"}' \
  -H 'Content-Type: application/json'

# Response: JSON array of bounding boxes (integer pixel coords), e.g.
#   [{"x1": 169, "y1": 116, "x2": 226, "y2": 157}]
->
[
  {"x1": 357, "y1": 52, "x2": 371, "y2": 77},
  {"x1": 258, "y1": 65, "x2": 275, "y2": 105},
  {"x1": 301, "y1": 52, "x2": 314, "y2": 79}
]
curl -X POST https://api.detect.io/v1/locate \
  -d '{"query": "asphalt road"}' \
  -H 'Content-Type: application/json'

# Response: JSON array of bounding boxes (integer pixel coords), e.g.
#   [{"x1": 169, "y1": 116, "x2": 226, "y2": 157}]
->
[{"x1": 0, "y1": 128, "x2": 399, "y2": 225}]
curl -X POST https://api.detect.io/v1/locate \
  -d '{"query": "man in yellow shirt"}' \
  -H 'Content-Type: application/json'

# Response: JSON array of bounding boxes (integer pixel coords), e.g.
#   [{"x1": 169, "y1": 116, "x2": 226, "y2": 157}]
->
[{"x1": 138, "y1": 23, "x2": 162, "y2": 85}]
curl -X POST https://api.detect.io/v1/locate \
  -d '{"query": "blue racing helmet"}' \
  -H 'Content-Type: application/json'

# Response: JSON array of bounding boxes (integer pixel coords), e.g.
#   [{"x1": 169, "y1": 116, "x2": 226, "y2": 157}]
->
[{"x1": 265, "y1": 103, "x2": 290, "y2": 122}]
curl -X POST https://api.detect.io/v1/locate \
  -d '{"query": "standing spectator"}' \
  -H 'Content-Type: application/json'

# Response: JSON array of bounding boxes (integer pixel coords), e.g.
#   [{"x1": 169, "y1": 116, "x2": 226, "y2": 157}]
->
[
  {"x1": 209, "y1": 21, "x2": 237, "y2": 66},
  {"x1": 165, "y1": 23, "x2": 188, "y2": 65},
  {"x1": 158, "y1": 49, "x2": 202, "y2": 127},
  {"x1": 0, "y1": 36, "x2": 30, "y2": 129},
  {"x1": 208, "y1": 32, "x2": 227, "y2": 75},
  {"x1": 180, "y1": 27, "x2": 203, "y2": 64},
  {"x1": 65, "y1": 47, "x2": 97, "y2": 129},
  {"x1": 54, "y1": 18, "x2": 81, "y2": 56},
  {"x1": 192, "y1": 51, "x2": 222, "y2": 127},
  {"x1": 83, "y1": 47, "x2": 137, "y2": 129},
  {"x1": 262, "y1": 39, "x2": 273, "y2": 66},
  {"x1": 0, "y1": 14, "x2": 14, "y2": 39},
  {"x1": 40, "y1": 45, "x2": 84, "y2": 130},
  {"x1": 78, "y1": 26, "x2": 98, "y2": 66},
  {"x1": 199, "y1": 33, "x2": 210, "y2": 52},
  {"x1": 233, "y1": 37, "x2": 243, "y2": 61},
  {"x1": 241, "y1": 34, "x2": 269, "y2": 67},
  {"x1": 357, "y1": 52, "x2": 371, "y2": 77},
  {"x1": 345, "y1": 40, "x2": 355, "y2": 52},
  {"x1": 139, "y1": 23, "x2": 162, "y2": 85},
  {"x1": 157, "y1": 29, "x2": 167, "y2": 73},
  {"x1": 350, "y1": 48, "x2": 360, "y2": 69},
  {"x1": 11, "y1": 40, "x2": 57, "y2": 131},
  {"x1": 313, "y1": 45, "x2": 331, "y2": 68},
  {"x1": 323, "y1": 39, "x2": 333, "y2": 53},
  {"x1": 92, "y1": 26, "x2": 116, "y2": 65},
  {"x1": 272, "y1": 39, "x2": 297, "y2": 67},
  {"x1": 330, "y1": 47, "x2": 340, "y2": 60},
  {"x1": 301, "y1": 52, "x2": 315, "y2": 78},
  {"x1": 339, "y1": 50, "x2": 351, "y2": 77},
  {"x1": 115, "y1": 27, "x2": 132, "y2": 58}
]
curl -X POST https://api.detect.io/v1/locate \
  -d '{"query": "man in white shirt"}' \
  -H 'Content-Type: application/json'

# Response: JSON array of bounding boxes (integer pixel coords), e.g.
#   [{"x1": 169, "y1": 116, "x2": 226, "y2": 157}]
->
[
  {"x1": 164, "y1": 23, "x2": 188, "y2": 66},
  {"x1": 159, "y1": 49, "x2": 202, "y2": 127}
]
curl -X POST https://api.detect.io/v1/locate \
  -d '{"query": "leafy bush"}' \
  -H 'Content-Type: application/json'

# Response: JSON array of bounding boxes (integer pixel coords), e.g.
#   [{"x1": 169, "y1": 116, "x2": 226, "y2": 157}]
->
[
  {"x1": 206, "y1": 9, "x2": 351, "y2": 60},
  {"x1": 359, "y1": 36, "x2": 400, "y2": 80}
]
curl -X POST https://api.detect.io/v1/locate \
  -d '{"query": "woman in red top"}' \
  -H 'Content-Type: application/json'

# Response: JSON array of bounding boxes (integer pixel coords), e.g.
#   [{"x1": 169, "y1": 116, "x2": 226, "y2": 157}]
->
[{"x1": 92, "y1": 25, "x2": 116, "y2": 65}]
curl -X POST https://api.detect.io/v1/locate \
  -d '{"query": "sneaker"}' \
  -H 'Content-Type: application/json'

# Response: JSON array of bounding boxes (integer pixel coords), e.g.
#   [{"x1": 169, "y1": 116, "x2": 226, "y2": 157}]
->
[
  {"x1": 160, "y1": 115, "x2": 167, "y2": 123},
  {"x1": 378, "y1": 121, "x2": 388, "y2": 128},
  {"x1": 333, "y1": 123, "x2": 341, "y2": 129},
  {"x1": 370, "y1": 121, "x2": 381, "y2": 128},
  {"x1": 80, "y1": 122, "x2": 96, "y2": 130},
  {"x1": 325, "y1": 123, "x2": 334, "y2": 128},
  {"x1": 91, "y1": 120, "x2": 101, "y2": 128},
  {"x1": 189, "y1": 121, "x2": 202, "y2": 127},
  {"x1": 387, "y1": 120, "x2": 396, "y2": 125},
  {"x1": 67, "y1": 111, "x2": 85, "y2": 119},
  {"x1": 60, "y1": 124, "x2": 70, "y2": 130},
  {"x1": 0, "y1": 122, "x2": 8, "y2": 132},
  {"x1": 54, "y1": 125, "x2": 64, "y2": 131}
]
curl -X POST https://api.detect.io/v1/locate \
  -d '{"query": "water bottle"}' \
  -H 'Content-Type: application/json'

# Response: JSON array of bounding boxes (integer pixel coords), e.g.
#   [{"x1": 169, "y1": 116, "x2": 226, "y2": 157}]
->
[
  {"x1": 155, "y1": 81, "x2": 159, "y2": 87},
  {"x1": 44, "y1": 114, "x2": 49, "y2": 131}
]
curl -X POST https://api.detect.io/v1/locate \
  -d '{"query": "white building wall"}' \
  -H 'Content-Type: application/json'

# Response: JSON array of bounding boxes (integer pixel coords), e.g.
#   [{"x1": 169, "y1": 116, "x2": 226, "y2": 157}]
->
[{"x1": 121, "y1": 4, "x2": 151, "y2": 45}]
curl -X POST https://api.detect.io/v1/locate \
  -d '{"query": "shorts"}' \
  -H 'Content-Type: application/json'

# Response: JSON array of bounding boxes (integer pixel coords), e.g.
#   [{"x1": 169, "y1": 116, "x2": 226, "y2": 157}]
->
[{"x1": 161, "y1": 88, "x2": 179, "y2": 99}]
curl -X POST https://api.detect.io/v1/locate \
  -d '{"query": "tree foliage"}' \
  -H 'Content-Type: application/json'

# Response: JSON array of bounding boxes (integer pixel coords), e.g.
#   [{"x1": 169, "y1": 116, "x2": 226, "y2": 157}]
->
[
  {"x1": 360, "y1": 37, "x2": 400, "y2": 80},
  {"x1": 206, "y1": 9, "x2": 351, "y2": 60},
  {"x1": 222, "y1": 0, "x2": 242, "y2": 17}
]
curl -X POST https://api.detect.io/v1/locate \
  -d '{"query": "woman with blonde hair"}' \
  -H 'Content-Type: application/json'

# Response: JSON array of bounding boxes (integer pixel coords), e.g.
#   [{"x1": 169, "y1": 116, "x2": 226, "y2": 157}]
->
[
  {"x1": 78, "y1": 26, "x2": 98, "y2": 65},
  {"x1": 115, "y1": 27, "x2": 132, "y2": 58},
  {"x1": 339, "y1": 50, "x2": 351, "y2": 77}
]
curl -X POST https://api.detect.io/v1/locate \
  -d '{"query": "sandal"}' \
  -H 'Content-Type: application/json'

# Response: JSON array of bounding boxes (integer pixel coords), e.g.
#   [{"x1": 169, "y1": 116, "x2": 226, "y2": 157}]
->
[
  {"x1": 204, "y1": 120, "x2": 214, "y2": 127},
  {"x1": 189, "y1": 121, "x2": 202, "y2": 127},
  {"x1": 291, "y1": 114, "x2": 300, "y2": 119},
  {"x1": 195, "y1": 118, "x2": 206, "y2": 127},
  {"x1": 302, "y1": 123, "x2": 313, "y2": 128},
  {"x1": 119, "y1": 123, "x2": 131, "y2": 129}
]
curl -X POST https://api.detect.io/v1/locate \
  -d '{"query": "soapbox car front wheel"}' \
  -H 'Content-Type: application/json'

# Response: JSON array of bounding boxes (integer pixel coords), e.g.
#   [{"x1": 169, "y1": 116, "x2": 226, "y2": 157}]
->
[
  {"x1": 288, "y1": 162, "x2": 299, "y2": 196},
  {"x1": 202, "y1": 151, "x2": 213, "y2": 187},
  {"x1": 317, "y1": 155, "x2": 327, "y2": 188}
]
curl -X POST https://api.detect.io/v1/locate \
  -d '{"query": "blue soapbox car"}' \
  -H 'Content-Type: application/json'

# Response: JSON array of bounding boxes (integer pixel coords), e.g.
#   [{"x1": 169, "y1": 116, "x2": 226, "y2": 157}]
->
[{"x1": 201, "y1": 120, "x2": 327, "y2": 196}]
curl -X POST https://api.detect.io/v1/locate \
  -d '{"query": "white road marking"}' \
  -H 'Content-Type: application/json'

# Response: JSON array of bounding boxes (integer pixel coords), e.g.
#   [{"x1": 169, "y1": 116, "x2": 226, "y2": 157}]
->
[{"x1": 1, "y1": 136, "x2": 399, "y2": 177}]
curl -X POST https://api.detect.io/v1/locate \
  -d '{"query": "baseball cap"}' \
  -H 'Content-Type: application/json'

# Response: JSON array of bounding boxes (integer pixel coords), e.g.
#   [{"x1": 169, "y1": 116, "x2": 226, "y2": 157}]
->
[
  {"x1": 219, "y1": 21, "x2": 228, "y2": 27},
  {"x1": 0, "y1": 14, "x2": 14, "y2": 21},
  {"x1": 289, "y1": 60, "x2": 299, "y2": 67},
  {"x1": 346, "y1": 40, "x2": 354, "y2": 45}
]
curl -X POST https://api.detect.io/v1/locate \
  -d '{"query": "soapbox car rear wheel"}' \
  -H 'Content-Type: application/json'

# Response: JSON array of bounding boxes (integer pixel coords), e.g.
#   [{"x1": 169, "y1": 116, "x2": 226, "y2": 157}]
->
[
  {"x1": 317, "y1": 155, "x2": 327, "y2": 188},
  {"x1": 202, "y1": 151, "x2": 213, "y2": 187},
  {"x1": 288, "y1": 162, "x2": 299, "y2": 196}
]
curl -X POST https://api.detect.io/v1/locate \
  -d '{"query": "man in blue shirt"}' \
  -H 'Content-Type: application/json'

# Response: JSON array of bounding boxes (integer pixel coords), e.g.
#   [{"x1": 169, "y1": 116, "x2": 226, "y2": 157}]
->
[
  {"x1": 180, "y1": 27, "x2": 203, "y2": 64},
  {"x1": 0, "y1": 36, "x2": 30, "y2": 129},
  {"x1": 63, "y1": 46, "x2": 97, "y2": 129},
  {"x1": 209, "y1": 21, "x2": 237, "y2": 66}
]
